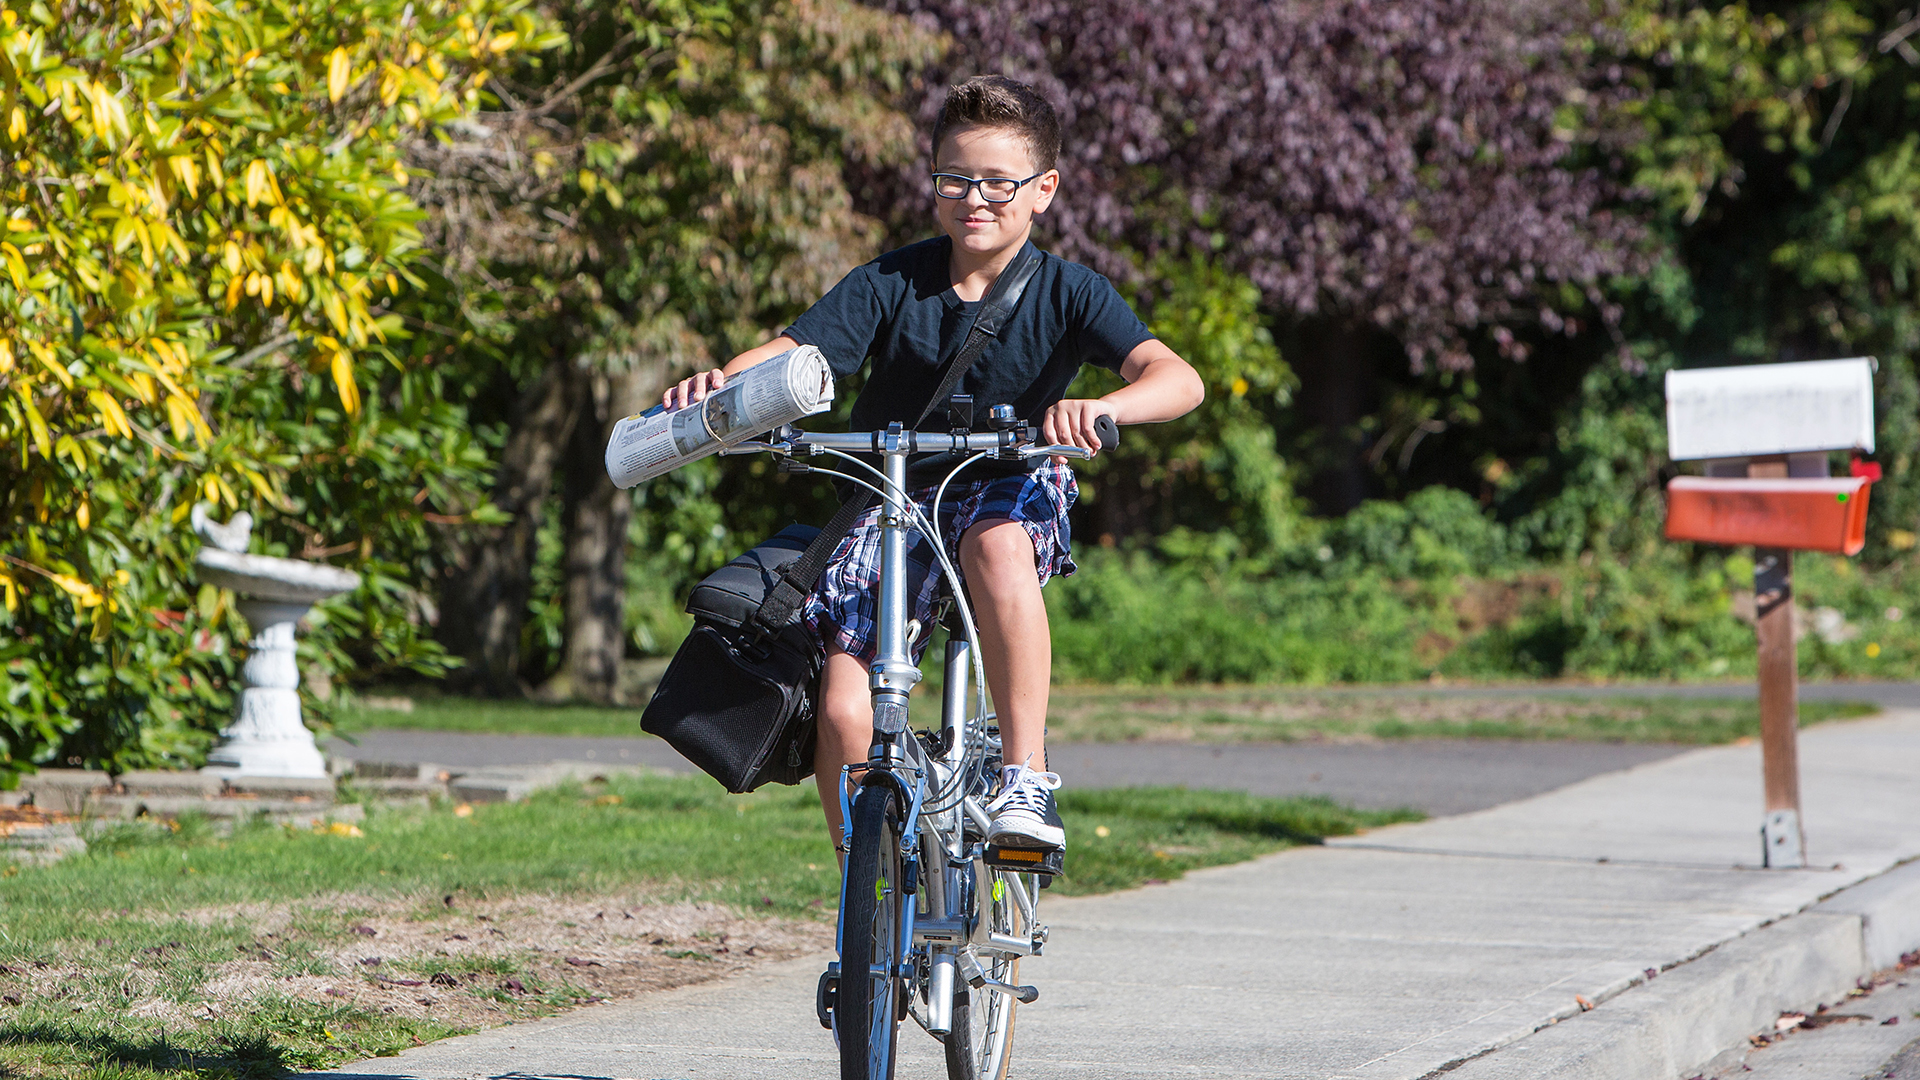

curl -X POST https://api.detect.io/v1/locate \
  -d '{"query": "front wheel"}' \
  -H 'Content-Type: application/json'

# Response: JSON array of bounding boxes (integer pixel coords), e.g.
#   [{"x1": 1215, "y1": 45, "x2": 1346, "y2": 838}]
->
[
  {"x1": 945, "y1": 865, "x2": 1025, "y2": 1080},
  {"x1": 839, "y1": 785, "x2": 905, "y2": 1080}
]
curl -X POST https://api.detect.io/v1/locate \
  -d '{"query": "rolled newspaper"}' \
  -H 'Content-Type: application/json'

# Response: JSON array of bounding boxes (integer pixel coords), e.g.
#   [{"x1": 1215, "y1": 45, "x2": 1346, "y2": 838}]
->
[{"x1": 604, "y1": 344, "x2": 835, "y2": 489}]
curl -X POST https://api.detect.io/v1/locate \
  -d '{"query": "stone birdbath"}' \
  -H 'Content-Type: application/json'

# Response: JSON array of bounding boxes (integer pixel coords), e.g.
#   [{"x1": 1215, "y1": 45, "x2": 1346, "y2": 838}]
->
[{"x1": 191, "y1": 505, "x2": 361, "y2": 778}]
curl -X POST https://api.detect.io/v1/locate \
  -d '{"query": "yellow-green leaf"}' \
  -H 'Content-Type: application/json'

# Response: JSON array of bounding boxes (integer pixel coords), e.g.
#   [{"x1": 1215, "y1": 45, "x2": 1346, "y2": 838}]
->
[
  {"x1": 15, "y1": 388, "x2": 50, "y2": 457},
  {"x1": 0, "y1": 241, "x2": 24, "y2": 289},
  {"x1": 330, "y1": 348, "x2": 360, "y2": 414},
  {"x1": 328, "y1": 47, "x2": 351, "y2": 103}
]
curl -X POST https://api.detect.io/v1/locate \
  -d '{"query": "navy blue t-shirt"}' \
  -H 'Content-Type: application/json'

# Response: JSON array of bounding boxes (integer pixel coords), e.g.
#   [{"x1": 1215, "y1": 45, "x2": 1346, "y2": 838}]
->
[{"x1": 783, "y1": 237, "x2": 1155, "y2": 437}]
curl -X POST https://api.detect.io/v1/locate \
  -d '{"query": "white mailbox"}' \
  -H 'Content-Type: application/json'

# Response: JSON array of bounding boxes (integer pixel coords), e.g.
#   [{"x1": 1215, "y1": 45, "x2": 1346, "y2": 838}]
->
[{"x1": 1665, "y1": 357, "x2": 1877, "y2": 462}]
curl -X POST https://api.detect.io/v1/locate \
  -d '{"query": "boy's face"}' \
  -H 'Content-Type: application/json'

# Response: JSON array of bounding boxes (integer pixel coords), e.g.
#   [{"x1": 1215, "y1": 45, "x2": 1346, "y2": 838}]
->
[{"x1": 932, "y1": 124, "x2": 1058, "y2": 262}]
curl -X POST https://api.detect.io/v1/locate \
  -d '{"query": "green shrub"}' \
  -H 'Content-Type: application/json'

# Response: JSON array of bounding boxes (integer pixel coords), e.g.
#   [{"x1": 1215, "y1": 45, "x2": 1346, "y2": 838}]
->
[{"x1": 1047, "y1": 523, "x2": 1920, "y2": 686}]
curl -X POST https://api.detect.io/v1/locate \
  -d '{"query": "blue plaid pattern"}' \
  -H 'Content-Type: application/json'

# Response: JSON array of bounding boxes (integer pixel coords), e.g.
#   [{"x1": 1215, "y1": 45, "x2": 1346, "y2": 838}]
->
[{"x1": 803, "y1": 462, "x2": 1078, "y2": 663}]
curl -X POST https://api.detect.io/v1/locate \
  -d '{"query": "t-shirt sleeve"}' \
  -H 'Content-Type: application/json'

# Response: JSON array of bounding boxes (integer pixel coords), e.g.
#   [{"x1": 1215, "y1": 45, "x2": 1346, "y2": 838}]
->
[
  {"x1": 783, "y1": 263, "x2": 887, "y2": 377},
  {"x1": 1073, "y1": 272, "x2": 1156, "y2": 374}
]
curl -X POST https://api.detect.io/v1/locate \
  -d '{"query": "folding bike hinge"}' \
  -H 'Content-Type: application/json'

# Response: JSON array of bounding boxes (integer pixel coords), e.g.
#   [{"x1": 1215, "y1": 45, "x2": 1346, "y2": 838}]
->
[{"x1": 954, "y1": 951, "x2": 1038, "y2": 1004}]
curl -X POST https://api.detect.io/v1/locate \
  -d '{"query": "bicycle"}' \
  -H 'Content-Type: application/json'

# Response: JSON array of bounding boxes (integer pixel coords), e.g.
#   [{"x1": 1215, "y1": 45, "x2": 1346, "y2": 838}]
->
[{"x1": 718, "y1": 401, "x2": 1116, "y2": 1080}]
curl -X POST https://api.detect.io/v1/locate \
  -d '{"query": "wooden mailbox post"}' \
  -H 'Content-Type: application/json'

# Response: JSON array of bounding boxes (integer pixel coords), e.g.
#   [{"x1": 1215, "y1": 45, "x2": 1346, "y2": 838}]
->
[{"x1": 1663, "y1": 357, "x2": 1878, "y2": 869}]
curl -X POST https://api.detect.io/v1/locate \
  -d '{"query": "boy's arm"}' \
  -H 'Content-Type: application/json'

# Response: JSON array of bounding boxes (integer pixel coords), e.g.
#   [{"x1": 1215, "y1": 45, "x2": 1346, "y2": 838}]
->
[
  {"x1": 661, "y1": 336, "x2": 799, "y2": 410},
  {"x1": 1041, "y1": 340, "x2": 1205, "y2": 454}
]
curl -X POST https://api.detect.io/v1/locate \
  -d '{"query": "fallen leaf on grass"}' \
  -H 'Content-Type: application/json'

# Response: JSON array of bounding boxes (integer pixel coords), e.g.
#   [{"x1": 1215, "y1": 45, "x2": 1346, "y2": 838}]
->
[
  {"x1": 378, "y1": 977, "x2": 425, "y2": 987},
  {"x1": 351, "y1": 925, "x2": 377, "y2": 937},
  {"x1": 429, "y1": 972, "x2": 458, "y2": 987},
  {"x1": 500, "y1": 978, "x2": 525, "y2": 994},
  {"x1": 2, "y1": 995, "x2": 19, "y2": 1007},
  {"x1": 564, "y1": 957, "x2": 602, "y2": 967}
]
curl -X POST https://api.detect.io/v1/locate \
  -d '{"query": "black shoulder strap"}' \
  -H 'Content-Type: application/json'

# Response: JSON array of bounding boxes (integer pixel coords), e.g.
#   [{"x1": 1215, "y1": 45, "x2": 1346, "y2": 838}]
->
[
  {"x1": 747, "y1": 247, "x2": 1044, "y2": 636},
  {"x1": 914, "y1": 246, "x2": 1044, "y2": 429}
]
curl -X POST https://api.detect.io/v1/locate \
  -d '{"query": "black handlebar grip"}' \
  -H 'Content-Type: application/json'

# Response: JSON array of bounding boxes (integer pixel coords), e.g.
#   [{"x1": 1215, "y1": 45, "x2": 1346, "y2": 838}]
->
[{"x1": 1094, "y1": 413, "x2": 1120, "y2": 452}]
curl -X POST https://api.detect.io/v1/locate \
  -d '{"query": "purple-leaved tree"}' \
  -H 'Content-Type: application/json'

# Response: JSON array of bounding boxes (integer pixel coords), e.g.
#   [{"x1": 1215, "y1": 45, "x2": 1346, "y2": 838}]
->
[{"x1": 864, "y1": 0, "x2": 1648, "y2": 509}]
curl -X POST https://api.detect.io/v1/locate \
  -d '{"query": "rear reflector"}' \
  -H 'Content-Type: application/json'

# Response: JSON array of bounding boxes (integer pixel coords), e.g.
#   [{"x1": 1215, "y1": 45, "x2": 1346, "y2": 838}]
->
[{"x1": 1664, "y1": 476, "x2": 1872, "y2": 555}]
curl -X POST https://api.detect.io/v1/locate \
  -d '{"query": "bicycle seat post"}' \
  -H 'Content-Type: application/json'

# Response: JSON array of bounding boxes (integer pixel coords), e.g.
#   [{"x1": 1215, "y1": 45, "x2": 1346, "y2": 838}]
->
[{"x1": 869, "y1": 422, "x2": 921, "y2": 767}]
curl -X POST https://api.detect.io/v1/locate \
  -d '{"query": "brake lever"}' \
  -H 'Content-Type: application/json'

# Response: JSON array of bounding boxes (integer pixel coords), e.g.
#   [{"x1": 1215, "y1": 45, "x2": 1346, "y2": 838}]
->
[
  {"x1": 1013, "y1": 415, "x2": 1119, "y2": 460},
  {"x1": 1019, "y1": 445, "x2": 1096, "y2": 460}
]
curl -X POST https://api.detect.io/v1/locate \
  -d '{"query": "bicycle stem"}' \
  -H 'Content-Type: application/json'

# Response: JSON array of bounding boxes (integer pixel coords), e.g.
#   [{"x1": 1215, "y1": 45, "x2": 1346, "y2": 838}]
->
[{"x1": 870, "y1": 436, "x2": 920, "y2": 770}]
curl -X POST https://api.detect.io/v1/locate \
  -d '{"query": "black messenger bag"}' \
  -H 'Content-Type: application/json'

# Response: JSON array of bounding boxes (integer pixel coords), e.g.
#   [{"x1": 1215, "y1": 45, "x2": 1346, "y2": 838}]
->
[
  {"x1": 638, "y1": 248, "x2": 1043, "y2": 793},
  {"x1": 641, "y1": 525, "x2": 823, "y2": 792}
]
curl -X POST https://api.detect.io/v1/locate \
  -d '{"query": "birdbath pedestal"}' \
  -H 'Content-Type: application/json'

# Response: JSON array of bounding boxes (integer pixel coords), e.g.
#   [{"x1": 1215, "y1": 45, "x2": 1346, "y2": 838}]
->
[{"x1": 193, "y1": 511, "x2": 360, "y2": 779}]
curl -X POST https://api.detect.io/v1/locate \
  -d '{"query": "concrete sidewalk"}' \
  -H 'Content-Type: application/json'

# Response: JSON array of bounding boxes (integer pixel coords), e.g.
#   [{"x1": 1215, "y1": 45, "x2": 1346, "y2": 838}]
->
[{"x1": 310, "y1": 711, "x2": 1920, "y2": 1080}]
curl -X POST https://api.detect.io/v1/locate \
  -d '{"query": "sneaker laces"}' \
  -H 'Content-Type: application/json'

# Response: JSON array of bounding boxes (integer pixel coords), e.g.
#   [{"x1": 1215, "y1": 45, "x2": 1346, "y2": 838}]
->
[{"x1": 993, "y1": 764, "x2": 1061, "y2": 817}]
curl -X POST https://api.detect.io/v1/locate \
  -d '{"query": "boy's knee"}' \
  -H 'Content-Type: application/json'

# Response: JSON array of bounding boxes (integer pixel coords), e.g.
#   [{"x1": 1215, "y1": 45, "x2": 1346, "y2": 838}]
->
[
  {"x1": 819, "y1": 692, "x2": 868, "y2": 736},
  {"x1": 817, "y1": 651, "x2": 871, "y2": 739},
  {"x1": 960, "y1": 519, "x2": 1037, "y2": 577}
]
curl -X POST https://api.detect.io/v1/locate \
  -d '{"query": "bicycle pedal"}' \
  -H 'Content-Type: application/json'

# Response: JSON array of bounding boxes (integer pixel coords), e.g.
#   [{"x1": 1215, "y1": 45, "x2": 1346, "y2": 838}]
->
[
  {"x1": 816, "y1": 964, "x2": 838, "y2": 1030},
  {"x1": 984, "y1": 844, "x2": 1063, "y2": 876}
]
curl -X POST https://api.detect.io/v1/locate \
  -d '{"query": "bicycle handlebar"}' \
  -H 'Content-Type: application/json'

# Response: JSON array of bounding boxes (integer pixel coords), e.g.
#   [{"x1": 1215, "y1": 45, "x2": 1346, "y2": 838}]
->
[{"x1": 724, "y1": 413, "x2": 1121, "y2": 461}]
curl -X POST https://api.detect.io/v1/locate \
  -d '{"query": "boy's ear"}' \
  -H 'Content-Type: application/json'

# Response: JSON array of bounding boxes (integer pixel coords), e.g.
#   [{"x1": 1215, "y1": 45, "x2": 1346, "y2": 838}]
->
[{"x1": 1031, "y1": 169, "x2": 1061, "y2": 215}]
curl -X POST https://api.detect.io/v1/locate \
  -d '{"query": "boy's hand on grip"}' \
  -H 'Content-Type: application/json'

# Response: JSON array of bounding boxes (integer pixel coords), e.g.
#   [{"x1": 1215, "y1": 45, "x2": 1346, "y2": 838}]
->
[
  {"x1": 664, "y1": 369, "x2": 726, "y2": 410},
  {"x1": 1041, "y1": 399, "x2": 1119, "y2": 464}
]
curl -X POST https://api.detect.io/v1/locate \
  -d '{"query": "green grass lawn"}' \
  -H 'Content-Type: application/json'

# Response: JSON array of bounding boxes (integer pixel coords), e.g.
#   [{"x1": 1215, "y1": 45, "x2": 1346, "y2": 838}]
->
[
  {"x1": 0, "y1": 772, "x2": 1410, "y2": 1080},
  {"x1": 330, "y1": 694, "x2": 646, "y2": 738},
  {"x1": 332, "y1": 686, "x2": 1881, "y2": 745},
  {"x1": 1044, "y1": 687, "x2": 1881, "y2": 744}
]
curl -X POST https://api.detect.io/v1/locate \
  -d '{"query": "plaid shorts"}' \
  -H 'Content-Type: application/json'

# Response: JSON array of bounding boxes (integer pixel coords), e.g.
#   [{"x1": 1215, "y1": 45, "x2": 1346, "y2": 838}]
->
[{"x1": 802, "y1": 462, "x2": 1079, "y2": 663}]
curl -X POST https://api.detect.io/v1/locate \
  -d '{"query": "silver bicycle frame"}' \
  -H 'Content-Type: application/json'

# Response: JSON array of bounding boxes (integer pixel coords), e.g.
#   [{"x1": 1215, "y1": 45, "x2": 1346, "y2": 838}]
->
[{"x1": 740, "y1": 425, "x2": 1087, "y2": 1042}]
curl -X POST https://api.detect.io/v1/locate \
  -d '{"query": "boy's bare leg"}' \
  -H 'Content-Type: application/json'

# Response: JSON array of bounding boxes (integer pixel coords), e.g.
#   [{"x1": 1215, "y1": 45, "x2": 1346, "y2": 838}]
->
[
  {"x1": 959, "y1": 518, "x2": 1049, "y2": 774},
  {"x1": 815, "y1": 643, "x2": 873, "y2": 853}
]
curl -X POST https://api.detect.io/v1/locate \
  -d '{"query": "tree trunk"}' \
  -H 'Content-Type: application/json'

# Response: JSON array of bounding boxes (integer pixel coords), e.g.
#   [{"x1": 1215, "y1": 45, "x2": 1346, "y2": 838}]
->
[
  {"x1": 1288, "y1": 317, "x2": 1386, "y2": 516},
  {"x1": 438, "y1": 357, "x2": 582, "y2": 696},
  {"x1": 551, "y1": 363, "x2": 665, "y2": 704}
]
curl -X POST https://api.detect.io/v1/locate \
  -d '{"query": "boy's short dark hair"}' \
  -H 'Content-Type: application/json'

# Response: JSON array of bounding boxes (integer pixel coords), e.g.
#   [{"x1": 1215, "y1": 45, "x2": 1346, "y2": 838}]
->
[{"x1": 932, "y1": 75, "x2": 1061, "y2": 174}]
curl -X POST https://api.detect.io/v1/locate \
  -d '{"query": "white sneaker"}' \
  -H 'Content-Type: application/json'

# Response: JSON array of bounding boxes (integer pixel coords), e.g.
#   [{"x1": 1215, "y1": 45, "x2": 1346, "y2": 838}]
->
[{"x1": 986, "y1": 765, "x2": 1065, "y2": 850}]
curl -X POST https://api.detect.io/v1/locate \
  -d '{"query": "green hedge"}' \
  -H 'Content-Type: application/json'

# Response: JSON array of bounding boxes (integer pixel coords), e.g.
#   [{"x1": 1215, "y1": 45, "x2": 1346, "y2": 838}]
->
[{"x1": 1047, "y1": 487, "x2": 1920, "y2": 685}]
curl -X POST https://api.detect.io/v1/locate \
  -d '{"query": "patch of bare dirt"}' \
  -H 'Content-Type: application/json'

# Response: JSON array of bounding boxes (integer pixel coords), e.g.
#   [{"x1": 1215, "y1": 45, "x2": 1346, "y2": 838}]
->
[{"x1": 162, "y1": 893, "x2": 831, "y2": 1031}]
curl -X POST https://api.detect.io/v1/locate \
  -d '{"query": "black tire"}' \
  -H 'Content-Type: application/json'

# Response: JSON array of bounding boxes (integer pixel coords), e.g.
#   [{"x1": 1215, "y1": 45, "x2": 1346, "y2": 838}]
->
[
  {"x1": 839, "y1": 785, "x2": 905, "y2": 1080},
  {"x1": 944, "y1": 866, "x2": 1024, "y2": 1080}
]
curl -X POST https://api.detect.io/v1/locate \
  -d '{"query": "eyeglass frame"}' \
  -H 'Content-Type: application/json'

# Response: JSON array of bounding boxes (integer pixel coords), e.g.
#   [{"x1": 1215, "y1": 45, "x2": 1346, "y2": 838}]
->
[{"x1": 930, "y1": 171, "x2": 1048, "y2": 204}]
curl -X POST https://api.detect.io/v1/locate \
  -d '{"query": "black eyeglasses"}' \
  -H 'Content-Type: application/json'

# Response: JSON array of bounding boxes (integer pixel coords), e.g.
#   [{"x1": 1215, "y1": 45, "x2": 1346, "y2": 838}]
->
[{"x1": 931, "y1": 172, "x2": 1045, "y2": 203}]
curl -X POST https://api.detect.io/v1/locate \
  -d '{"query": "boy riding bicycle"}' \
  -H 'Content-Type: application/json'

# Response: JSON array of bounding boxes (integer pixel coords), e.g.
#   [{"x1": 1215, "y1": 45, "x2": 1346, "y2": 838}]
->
[{"x1": 664, "y1": 75, "x2": 1203, "y2": 857}]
